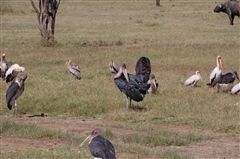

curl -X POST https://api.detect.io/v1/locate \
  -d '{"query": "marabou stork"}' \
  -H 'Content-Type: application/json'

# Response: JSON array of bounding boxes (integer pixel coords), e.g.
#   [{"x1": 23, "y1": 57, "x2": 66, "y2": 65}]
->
[
  {"x1": 183, "y1": 70, "x2": 202, "y2": 87},
  {"x1": 218, "y1": 71, "x2": 239, "y2": 87},
  {"x1": 114, "y1": 63, "x2": 147, "y2": 110},
  {"x1": 0, "y1": 54, "x2": 8, "y2": 79},
  {"x1": 6, "y1": 73, "x2": 28, "y2": 117},
  {"x1": 80, "y1": 128, "x2": 116, "y2": 159},
  {"x1": 65, "y1": 59, "x2": 81, "y2": 80},
  {"x1": 231, "y1": 83, "x2": 240, "y2": 94},
  {"x1": 209, "y1": 56, "x2": 223, "y2": 91},
  {"x1": 5, "y1": 64, "x2": 25, "y2": 83},
  {"x1": 147, "y1": 74, "x2": 158, "y2": 94},
  {"x1": 108, "y1": 60, "x2": 118, "y2": 74}
]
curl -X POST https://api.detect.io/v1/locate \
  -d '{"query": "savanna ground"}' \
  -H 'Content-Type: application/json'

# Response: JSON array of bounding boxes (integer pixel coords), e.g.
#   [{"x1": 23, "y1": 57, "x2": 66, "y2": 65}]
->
[{"x1": 0, "y1": 0, "x2": 240, "y2": 158}]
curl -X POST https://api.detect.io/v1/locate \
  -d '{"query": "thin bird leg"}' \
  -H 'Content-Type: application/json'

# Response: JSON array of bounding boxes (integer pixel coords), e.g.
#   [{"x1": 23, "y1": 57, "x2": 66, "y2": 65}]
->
[
  {"x1": 126, "y1": 97, "x2": 128, "y2": 111},
  {"x1": 14, "y1": 100, "x2": 17, "y2": 118},
  {"x1": 129, "y1": 98, "x2": 132, "y2": 109}
]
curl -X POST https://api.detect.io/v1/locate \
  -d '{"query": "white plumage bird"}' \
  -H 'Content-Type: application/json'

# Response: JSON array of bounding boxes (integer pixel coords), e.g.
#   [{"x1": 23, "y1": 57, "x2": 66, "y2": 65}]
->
[
  {"x1": 183, "y1": 70, "x2": 202, "y2": 87},
  {"x1": 5, "y1": 64, "x2": 25, "y2": 83},
  {"x1": 231, "y1": 83, "x2": 240, "y2": 94},
  {"x1": 209, "y1": 56, "x2": 223, "y2": 88},
  {"x1": 0, "y1": 53, "x2": 8, "y2": 79}
]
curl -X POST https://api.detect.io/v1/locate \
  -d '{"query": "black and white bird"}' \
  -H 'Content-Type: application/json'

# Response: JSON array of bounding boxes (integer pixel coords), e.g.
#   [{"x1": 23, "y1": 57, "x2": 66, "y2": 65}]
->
[
  {"x1": 0, "y1": 54, "x2": 8, "y2": 79},
  {"x1": 6, "y1": 73, "x2": 28, "y2": 117},
  {"x1": 209, "y1": 56, "x2": 223, "y2": 90},
  {"x1": 218, "y1": 71, "x2": 239, "y2": 87},
  {"x1": 80, "y1": 128, "x2": 116, "y2": 159},
  {"x1": 114, "y1": 62, "x2": 147, "y2": 110},
  {"x1": 108, "y1": 60, "x2": 118, "y2": 74},
  {"x1": 147, "y1": 74, "x2": 158, "y2": 94},
  {"x1": 183, "y1": 70, "x2": 202, "y2": 87},
  {"x1": 231, "y1": 83, "x2": 240, "y2": 94},
  {"x1": 65, "y1": 59, "x2": 81, "y2": 80},
  {"x1": 5, "y1": 64, "x2": 25, "y2": 83}
]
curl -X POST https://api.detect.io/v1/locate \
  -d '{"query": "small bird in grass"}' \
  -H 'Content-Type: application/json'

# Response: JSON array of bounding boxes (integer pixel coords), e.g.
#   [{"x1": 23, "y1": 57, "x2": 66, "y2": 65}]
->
[
  {"x1": 80, "y1": 128, "x2": 116, "y2": 159},
  {"x1": 108, "y1": 60, "x2": 118, "y2": 74},
  {"x1": 6, "y1": 73, "x2": 28, "y2": 117},
  {"x1": 183, "y1": 70, "x2": 202, "y2": 87},
  {"x1": 65, "y1": 59, "x2": 81, "y2": 80},
  {"x1": 5, "y1": 64, "x2": 25, "y2": 83},
  {"x1": 0, "y1": 53, "x2": 9, "y2": 79}
]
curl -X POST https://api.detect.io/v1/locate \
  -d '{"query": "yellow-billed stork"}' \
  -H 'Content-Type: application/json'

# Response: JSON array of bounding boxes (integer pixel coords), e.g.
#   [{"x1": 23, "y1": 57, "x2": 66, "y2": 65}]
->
[
  {"x1": 183, "y1": 70, "x2": 202, "y2": 87},
  {"x1": 209, "y1": 56, "x2": 223, "y2": 88},
  {"x1": 65, "y1": 59, "x2": 81, "y2": 80},
  {"x1": 5, "y1": 64, "x2": 25, "y2": 83}
]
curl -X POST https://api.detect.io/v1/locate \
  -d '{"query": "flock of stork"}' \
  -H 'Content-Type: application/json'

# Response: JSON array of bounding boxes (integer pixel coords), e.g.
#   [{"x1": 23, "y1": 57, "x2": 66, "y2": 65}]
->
[{"x1": 1, "y1": 53, "x2": 239, "y2": 159}]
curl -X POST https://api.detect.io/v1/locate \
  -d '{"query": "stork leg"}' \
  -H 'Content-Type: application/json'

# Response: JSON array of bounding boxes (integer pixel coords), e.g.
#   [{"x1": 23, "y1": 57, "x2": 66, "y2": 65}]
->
[
  {"x1": 125, "y1": 97, "x2": 129, "y2": 111},
  {"x1": 129, "y1": 98, "x2": 132, "y2": 108},
  {"x1": 13, "y1": 100, "x2": 18, "y2": 118}
]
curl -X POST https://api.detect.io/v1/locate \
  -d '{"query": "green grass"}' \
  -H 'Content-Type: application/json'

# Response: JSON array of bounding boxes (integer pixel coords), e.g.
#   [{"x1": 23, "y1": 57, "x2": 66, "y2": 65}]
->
[{"x1": 0, "y1": 0, "x2": 240, "y2": 158}]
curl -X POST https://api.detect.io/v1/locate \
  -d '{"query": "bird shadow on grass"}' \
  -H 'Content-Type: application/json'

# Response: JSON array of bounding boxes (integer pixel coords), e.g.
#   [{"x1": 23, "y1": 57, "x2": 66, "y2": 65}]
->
[{"x1": 130, "y1": 105, "x2": 147, "y2": 112}]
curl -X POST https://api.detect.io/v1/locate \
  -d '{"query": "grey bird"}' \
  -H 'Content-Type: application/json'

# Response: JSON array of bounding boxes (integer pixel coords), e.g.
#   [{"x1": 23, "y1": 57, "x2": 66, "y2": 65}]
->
[
  {"x1": 65, "y1": 59, "x2": 81, "y2": 80},
  {"x1": 6, "y1": 73, "x2": 28, "y2": 117},
  {"x1": 80, "y1": 128, "x2": 116, "y2": 159}
]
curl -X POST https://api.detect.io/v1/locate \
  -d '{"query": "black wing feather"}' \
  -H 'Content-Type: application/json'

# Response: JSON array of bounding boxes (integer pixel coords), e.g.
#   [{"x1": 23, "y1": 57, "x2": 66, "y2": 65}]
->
[
  {"x1": 6, "y1": 82, "x2": 19, "y2": 110},
  {"x1": 135, "y1": 56, "x2": 151, "y2": 83}
]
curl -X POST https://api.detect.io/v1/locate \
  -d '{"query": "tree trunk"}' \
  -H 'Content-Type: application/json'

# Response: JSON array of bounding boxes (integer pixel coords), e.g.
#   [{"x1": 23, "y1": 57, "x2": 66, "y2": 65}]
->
[
  {"x1": 30, "y1": 0, "x2": 61, "y2": 42},
  {"x1": 156, "y1": 0, "x2": 160, "y2": 6}
]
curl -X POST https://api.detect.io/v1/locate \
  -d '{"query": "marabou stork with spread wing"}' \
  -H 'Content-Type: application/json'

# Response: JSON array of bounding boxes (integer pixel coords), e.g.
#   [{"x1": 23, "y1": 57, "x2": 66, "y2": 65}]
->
[
  {"x1": 114, "y1": 62, "x2": 147, "y2": 110},
  {"x1": 80, "y1": 128, "x2": 116, "y2": 159},
  {"x1": 135, "y1": 56, "x2": 158, "y2": 94},
  {"x1": 0, "y1": 54, "x2": 8, "y2": 79},
  {"x1": 183, "y1": 70, "x2": 202, "y2": 87},
  {"x1": 6, "y1": 73, "x2": 28, "y2": 117},
  {"x1": 108, "y1": 60, "x2": 118, "y2": 74},
  {"x1": 231, "y1": 83, "x2": 240, "y2": 94},
  {"x1": 218, "y1": 71, "x2": 239, "y2": 87},
  {"x1": 208, "y1": 56, "x2": 223, "y2": 92},
  {"x1": 65, "y1": 59, "x2": 81, "y2": 80},
  {"x1": 5, "y1": 64, "x2": 25, "y2": 83}
]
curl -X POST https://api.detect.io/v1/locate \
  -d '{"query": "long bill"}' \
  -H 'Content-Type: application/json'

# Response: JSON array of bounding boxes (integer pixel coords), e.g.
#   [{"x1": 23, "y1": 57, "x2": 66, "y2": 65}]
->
[
  {"x1": 80, "y1": 135, "x2": 92, "y2": 147},
  {"x1": 219, "y1": 59, "x2": 223, "y2": 70},
  {"x1": 122, "y1": 68, "x2": 129, "y2": 82}
]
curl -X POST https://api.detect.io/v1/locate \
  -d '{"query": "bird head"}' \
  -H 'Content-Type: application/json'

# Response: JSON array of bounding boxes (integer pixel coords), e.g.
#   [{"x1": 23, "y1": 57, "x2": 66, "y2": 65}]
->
[
  {"x1": 233, "y1": 71, "x2": 239, "y2": 80},
  {"x1": 148, "y1": 74, "x2": 157, "y2": 88},
  {"x1": 80, "y1": 128, "x2": 102, "y2": 147},
  {"x1": 65, "y1": 59, "x2": 70, "y2": 67},
  {"x1": 1, "y1": 54, "x2": 5, "y2": 61},
  {"x1": 114, "y1": 63, "x2": 129, "y2": 82},
  {"x1": 196, "y1": 70, "x2": 203, "y2": 81}
]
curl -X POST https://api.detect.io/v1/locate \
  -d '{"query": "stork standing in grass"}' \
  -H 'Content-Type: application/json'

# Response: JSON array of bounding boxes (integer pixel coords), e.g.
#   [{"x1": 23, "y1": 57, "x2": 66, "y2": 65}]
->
[
  {"x1": 183, "y1": 70, "x2": 202, "y2": 87},
  {"x1": 6, "y1": 73, "x2": 28, "y2": 117},
  {"x1": 147, "y1": 74, "x2": 158, "y2": 93},
  {"x1": 5, "y1": 64, "x2": 25, "y2": 83},
  {"x1": 65, "y1": 59, "x2": 81, "y2": 80},
  {"x1": 0, "y1": 54, "x2": 8, "y2": 79},
  {"x1": 114, "y1": 62, "x2": 147, "y2": 110},
  {"x1": 80, "y1": 128, "x2": 116, "y2": 159},
  {"x1": 209, "y1": 56, "x2": 223, "y2": 92}
]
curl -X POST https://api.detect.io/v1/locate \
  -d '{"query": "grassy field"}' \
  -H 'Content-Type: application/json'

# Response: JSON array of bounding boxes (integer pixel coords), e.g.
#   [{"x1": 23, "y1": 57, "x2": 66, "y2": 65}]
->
[{"x1": 1, "y1": 0, "x2": 240, "y2": 158}]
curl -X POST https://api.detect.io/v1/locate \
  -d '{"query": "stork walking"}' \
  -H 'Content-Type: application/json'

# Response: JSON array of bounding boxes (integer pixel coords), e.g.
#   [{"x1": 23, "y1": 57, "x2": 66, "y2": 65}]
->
[
  {"x1": 114, "y1": 62, "x2": 147, "y2": 110},
  {"x1": 65, "y1": 59, "x2": 81, "y2": 80},
  {"x1": 183, "y1": 70, "x2": 202, "y2": 87},
  {"x1": 6, "y1": 73, "x2": 28, "y2": 117},
  {"x1": 5, "y1": 64, "x2": 25, "y2": 83},
  {"x1": 0, "y1": 54, "x2": 8, "y2": 79},
  {"x1": 218, "y1": 71, "x2": 239, "y2": 87},
  {"x1": 231, "y1": 83, "x2": 240, "y2": 94},
  {"x1": 80, "y1": 128, "x2": 116, "y2": 159},
  {"x1": 209, "y1": 56, "x2": 223, "y2": 92},
  {"x1": 108, "y1": 60, "x2": 118, "y2": 74}
]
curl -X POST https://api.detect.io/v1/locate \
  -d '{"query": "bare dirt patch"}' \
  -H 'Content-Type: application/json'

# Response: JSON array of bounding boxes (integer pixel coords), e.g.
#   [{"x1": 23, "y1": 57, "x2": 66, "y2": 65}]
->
[{"x1": 1, "y1": 114, "x2": 239, "y2": 158}]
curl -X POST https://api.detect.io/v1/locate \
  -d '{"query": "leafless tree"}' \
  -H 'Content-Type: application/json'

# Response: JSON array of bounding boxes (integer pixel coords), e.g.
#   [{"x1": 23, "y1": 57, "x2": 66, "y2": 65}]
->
[{"x1": 30, "y1": 0, "x2": 61, "y2": 42}]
